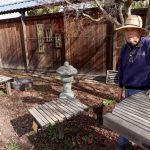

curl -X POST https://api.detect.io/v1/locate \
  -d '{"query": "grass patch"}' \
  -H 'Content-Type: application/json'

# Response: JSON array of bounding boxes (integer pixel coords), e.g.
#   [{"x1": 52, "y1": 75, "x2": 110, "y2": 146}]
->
[
  {"x1": 5, "y1": 140, "x2": 21, "y2": 150},
  {"x1": 103, "y1": 99, "x2": 115, "y2": 106}
]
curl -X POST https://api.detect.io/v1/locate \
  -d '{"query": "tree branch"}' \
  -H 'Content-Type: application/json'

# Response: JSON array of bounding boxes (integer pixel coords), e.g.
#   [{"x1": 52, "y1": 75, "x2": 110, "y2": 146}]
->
[
  {"x1": 124, "y1": 0, "x2": 133, "y2": 16},
  {"x1": 64, "y1": 0, "x2": 121, "y2": 26},
  {"x1": 82, "y1": 13, "x2": 104, "y2": 21},
  {"x1": 94, "y1": 0, "x2": 121, "y2": 26},
  {"x1": 118, "y1": 2, "x2": 125, "y2": 25},
  {"x1": 145, "y1": 0, "x2": 150, "y2": 35}
]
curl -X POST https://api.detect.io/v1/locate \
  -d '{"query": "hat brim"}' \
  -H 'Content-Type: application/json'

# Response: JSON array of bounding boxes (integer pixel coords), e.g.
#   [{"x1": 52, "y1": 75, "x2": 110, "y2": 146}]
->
[{"x1": 115, "y1": 25, "x2": 149, "y2": 35}]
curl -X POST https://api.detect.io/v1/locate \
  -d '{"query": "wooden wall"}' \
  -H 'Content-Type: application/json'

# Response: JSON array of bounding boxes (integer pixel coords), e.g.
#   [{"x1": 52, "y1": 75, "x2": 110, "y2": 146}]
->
[
  {"x1": 64, "y1": 11, "x2": 114, "y2": 76},
  {"x1": 0, "y1": 13, "x2": 65, "y2": 71},
  {"x1": 0, "y1": 21, "x2": 24, "y2": 69},
  {"x1": 0, "y1": 11, "x2": 113, "y2": 75},
  {"x1": 25, "y1": 14, "x2": 65, "y2": 71},
  {"x1": 0, "y1": 8, "x2": 146, "y2": 75}
]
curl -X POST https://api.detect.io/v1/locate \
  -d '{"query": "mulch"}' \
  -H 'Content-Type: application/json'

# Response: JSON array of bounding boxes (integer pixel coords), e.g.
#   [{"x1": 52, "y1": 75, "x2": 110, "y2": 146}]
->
[{"x1": 0, "y1": 70, "x2": 143, "y2": 150}]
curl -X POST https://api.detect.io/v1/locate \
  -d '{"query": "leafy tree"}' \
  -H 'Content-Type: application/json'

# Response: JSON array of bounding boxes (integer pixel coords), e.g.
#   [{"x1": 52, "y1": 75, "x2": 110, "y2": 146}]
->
[
  {"x1": 27, "y1": 6, "x2": 61, "y2": 16},
  {"x1": 132, "y1": 0, "x2": 149, "y2": 9}
]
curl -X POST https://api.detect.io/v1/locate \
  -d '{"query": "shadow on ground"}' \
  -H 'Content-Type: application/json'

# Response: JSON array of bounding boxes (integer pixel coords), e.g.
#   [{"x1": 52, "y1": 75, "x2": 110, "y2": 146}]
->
[
  {"x1": 27, "y1": 114, "x2": 117, "y2": 150},
  {"x1": 10, "y1": 114, "x2": 33, "y2": 137}
]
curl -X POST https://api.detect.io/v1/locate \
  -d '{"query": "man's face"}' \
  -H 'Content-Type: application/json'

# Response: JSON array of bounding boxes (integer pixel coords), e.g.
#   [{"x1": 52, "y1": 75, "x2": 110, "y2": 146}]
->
[{"x1": 124, "y1": 28, "x2": 141, "y2": 45}]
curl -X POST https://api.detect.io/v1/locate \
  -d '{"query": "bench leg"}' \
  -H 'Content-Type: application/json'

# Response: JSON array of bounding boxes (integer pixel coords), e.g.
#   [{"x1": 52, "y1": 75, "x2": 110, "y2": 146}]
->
[
  {"x1": 58, "y1": 123, "x2": 64, "y2": 139},
  {"x1": 5, "y1": 82, "x2": 12, "y2": 95},
  {"x1": 93, "y1": 104, "x2": 103, "y2": 125},
  {"x1": 32, "y1": 121, "x2": 39, "y2": 133}
]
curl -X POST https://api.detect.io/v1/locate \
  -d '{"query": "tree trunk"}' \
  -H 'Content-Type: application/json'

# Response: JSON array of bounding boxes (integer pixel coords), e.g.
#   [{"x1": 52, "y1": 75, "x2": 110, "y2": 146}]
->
[{"x1": 145, "y1": 1, "x2": 150, "y2": 36}]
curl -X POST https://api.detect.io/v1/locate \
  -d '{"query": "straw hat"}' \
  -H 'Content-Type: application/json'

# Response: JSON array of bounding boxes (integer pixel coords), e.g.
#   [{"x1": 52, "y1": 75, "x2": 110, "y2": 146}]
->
[{"x1": 115, "y1": 15, "x2": 149, "y2": 35}]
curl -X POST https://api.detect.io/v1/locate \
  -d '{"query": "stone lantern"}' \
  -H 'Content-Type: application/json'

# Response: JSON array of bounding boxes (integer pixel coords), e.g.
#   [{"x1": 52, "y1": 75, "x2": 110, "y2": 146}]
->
[{"x1": 56, "y1": 61, "x2": 78, "y2": 99}]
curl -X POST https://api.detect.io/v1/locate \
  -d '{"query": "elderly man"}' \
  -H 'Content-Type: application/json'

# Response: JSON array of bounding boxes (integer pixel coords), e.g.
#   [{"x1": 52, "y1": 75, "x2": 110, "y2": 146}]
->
[{"x1": 115, "y1": 15, "x2": 150, "y2": 150}]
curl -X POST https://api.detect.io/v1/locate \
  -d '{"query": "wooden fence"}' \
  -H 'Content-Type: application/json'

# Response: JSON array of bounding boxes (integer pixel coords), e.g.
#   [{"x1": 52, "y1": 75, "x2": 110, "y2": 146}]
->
[{"x1": 0, "y1": 8, "x2": 147, "y2": 75}]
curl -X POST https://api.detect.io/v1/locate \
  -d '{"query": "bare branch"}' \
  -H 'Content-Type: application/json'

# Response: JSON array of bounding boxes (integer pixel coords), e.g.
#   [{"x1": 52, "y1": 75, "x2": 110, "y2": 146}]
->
[
  {"x1": 64, "y1": 0, "x2": 121, "y2": 26},
  {"x1": 65, "y1": 0, "x2": 79, "y2": 12},
  {"x1": 94, "y1": 0, "x2": 121, "y2": 26},
  {"x1": 118, "y1": 2, "x2": 125, "y2": 25},
  {"x1": 124, "y1": 0, "x2": 133, "y2": 16},
  {"x1": 145, "y1": 0, "x2": 150, "y2": 35},
  {"x1": 82, "y1": 13, "x2": 104, "y2": 21}
]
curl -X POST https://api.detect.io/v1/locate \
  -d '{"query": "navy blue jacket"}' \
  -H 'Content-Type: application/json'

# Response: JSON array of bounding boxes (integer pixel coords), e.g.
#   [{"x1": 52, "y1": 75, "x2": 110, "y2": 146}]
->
[{"x1": 118, "y1": 37, "x2": 150, "y2": 89}]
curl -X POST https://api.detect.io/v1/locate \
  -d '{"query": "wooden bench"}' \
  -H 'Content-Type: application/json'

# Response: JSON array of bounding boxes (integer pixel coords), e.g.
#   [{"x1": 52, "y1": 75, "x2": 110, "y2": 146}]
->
[
  {"x1": 103, "y1": 92, "x2": 150, "y2": 150},
  {"x1": 0, "y1": 75, "x2": 13, "y2": 95},
  {"x1": 106, "y1": 70, "x2": 119, "y2": 85},
  {"x1": 29, "y1": 98, "x2": 88, "y2": 139}
]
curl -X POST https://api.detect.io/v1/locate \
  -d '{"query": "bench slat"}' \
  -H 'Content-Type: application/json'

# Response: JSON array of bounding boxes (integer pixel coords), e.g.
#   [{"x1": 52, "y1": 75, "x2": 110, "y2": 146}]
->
[
  {"x1": 59, "y1": 99, "x2": 84, "y2": 112},
  {"x1": 36, "y1": 106, "x2": 55, "y2": 126},
  {"x1": 116, "y1": 103, "x2": 150, "y2": 117},
  {"x1": 47, "y1": 101, "x2": 70, "y2": 119},
  {"x1": 126, "y1": 97, "x2": 150, "y2": 107},
  {"x1": 0, "y1": 76, "x2": 13, "y2": 95},
  {"x1": 113, "y1": 106, "x2": 150, "y2": 125},
  {"x1": 129, "y1": 96, "x2": 150, "y2": 106},
  {"x1": 117, "y1": 102, "x2": 150, "y2": 115},
  {"x1": 60, "y1": 100, "x2": 83, "y2": 112},
  {"x1": 38, "y1": 105, "x2": 56, "y2": 125},
  {"x1": 113, "y1": 111, "x2": 150, "y2": 132},
  {"x1": 133, "y1": 93, "x2": 150, "y2": 100},
  {"x1": 103, "y1": 113, "x2": 150, "y2": 150},
  {"x1": 49, "y1": 101, "x2": 73, "y2": 117},
  {"x1": 51, "y1": 100, "x2": 78, "y2": 116},
  {"x1": 42, "y1": 103, "x2": 60, "y2": 123},
  {"x1": 0, "y1": 76, "x2": 13, "y2": 83},
  {"x1": 121, "y1": 99, "x2": 150, "y2": 111},
  {"x1": 29, "y1": 108, "x2": 46, "y2": 127},
  {"x1": 116, "y1": 105, "x2": 150, "y2": 120},
  {"x1": 34, "y1": 107, "x2": 50, "y2": 125},
  {"x1": 62, "y1": 98, "x2": 88, "y2": 110},
  {"x1": 113, "y1": 108, "x2": 150, "y2": 131},
  {"x1": 47, "y1": 101, "x2": 67, "y2": 119},
  {"x1": 44, "y1": 103, "x2": 64, "y2": 122},
  {"x1": 72, "y1": 100, "x2": 89, "y2": 109}
]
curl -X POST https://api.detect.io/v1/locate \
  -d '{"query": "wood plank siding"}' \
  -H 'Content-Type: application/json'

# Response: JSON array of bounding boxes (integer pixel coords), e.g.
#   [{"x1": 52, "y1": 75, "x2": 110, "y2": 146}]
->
[
  {"x1": 64, "y1": 10, "x2": 113, "y2": 76},
  {"x1": 0, "y1": 9, "x2": 147, "y2": 75},
  {"x1": 0, "y1": 21, "x2": 23, "y2": 69},
  {"x1": 0, "y1": 13, "x2": 65, "y2": 71},
  {"x1": 25, "y1": 14, "x2": 65, "y2": 71}
]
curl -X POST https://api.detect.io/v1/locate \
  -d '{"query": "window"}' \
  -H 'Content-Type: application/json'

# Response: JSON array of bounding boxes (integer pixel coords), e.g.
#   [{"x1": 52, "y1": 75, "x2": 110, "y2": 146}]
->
[
  {"x1": 45, "y1": 28, "x2": 52, "y2": 42},
  {"x1": 55, "y1": 33, "x2": 62, "y2": 48},
  {"x1": 36, "y1": 24, "x2": 44, "y2": 52}
]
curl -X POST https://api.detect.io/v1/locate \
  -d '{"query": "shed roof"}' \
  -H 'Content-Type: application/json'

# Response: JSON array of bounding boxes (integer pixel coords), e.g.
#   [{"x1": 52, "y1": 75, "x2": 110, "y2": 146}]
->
[{"x1": 0, "y1": 0, "x2": 64, "y2": 14}]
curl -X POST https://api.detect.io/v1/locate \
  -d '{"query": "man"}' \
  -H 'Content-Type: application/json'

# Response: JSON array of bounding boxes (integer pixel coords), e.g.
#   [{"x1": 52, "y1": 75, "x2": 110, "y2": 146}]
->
[{"x1": 115, "y1": 15, "x2": 150, "y2": 150}]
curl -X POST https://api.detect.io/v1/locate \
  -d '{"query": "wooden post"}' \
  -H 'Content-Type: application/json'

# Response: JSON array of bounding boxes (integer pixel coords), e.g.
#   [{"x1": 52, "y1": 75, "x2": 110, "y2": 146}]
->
[
  {"x1": 5, "y1": 82, "x2": 12, "y2": 95},
  {"x1": 20, "y1": 11, "x2": 29, "y2": 72},
  {"x1": 63, "y1": 6, "x2": 69, "y2": 62},
  {"x1": 93, "y1": 103, "x2": 103, "y2": 125},
  {"x1": 58, "y1": 123, "x2": 64, "y2": 139}
]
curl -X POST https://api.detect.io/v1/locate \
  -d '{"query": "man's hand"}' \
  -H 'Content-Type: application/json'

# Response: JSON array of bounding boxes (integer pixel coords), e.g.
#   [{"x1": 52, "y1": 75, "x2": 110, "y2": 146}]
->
[
  {"x1": 118, "y1": 87, "x2": 124, "y2": 101},
  {"x1": 146, "y1": 89, "x2": 150, "y2": 97}
]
